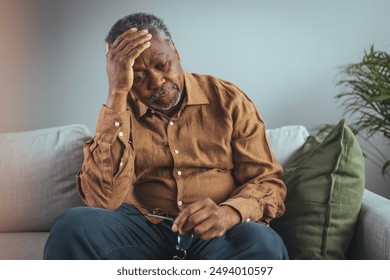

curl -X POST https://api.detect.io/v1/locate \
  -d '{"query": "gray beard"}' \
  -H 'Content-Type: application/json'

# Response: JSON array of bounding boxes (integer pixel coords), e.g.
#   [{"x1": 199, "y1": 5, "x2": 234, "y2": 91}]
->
[{"x1": 149, "y1": 86, "x2": 182, "y2": 111}]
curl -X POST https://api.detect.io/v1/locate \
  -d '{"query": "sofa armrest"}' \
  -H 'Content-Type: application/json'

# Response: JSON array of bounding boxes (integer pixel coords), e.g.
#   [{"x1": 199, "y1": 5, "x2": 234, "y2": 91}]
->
[{"x1": 348, "y1": 189, "x2": 390, "y2": 259}]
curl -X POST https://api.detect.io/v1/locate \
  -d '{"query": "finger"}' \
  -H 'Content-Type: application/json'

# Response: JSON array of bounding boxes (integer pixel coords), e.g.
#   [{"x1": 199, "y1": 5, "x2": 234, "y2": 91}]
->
[
  {"x1": 120, "y1": 33, "x2": 152, "y2": 57},
  {"x1": 173, "y1": 198, "x2": 216, "y2": 234},
  {"x1": 179, "y1": 207, "x2": 210, "y2": 234},
  {"x1": 196, "y1": 215, "x2": 227, "y2": 240},
  {"x1": 109, "y1": 32, "x2": 152, "y2": 60},
  {"x1": 110, "y1": 27, "x2": 137, "y2": 49},
  {"x1": 124, "y1": 41, "x2": 151, "y2": 62},
  {"x1": 172, "y1": 201, "x2": 205, "y2": 233},
  {"x1": 172, "y1": 208, "x2": 194, "y2": 233},
  {"x1": 111, "y1": 29, "x2": 150, "y2": 54}
]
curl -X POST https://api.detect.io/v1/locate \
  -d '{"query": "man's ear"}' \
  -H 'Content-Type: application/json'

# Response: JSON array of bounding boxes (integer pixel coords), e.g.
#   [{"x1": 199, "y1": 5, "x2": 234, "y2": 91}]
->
[
  {"x1": 169, "y1": 41, "x2": 181, "y2": 61},
  {"x1": 105, "y1": 43, "x2": 110, "y2": 55}
]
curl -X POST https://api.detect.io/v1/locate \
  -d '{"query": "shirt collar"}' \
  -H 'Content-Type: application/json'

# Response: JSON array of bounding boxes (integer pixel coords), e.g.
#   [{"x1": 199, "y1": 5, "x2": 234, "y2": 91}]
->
[
  {"x1": 183, "y1": 71, "x2": 209, "y2": 106},
  {"x1": 131, "y1": 71, "x2": 209, "y2": 119}
]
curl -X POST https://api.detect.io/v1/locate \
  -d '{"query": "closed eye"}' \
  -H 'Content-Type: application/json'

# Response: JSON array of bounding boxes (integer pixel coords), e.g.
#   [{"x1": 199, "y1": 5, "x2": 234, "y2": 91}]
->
[
  {"x1": 157, "y1": 61, "x2": 168, "y2": 70},
  {"x1": 134, "y1": 72, "x2": 145, "y2": 82}
]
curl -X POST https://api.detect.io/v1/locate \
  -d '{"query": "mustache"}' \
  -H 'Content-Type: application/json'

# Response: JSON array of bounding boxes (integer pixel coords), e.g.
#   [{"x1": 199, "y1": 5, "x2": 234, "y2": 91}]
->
[{"x1": 150, "y1": 85, "x2": 179, "y2": 101}]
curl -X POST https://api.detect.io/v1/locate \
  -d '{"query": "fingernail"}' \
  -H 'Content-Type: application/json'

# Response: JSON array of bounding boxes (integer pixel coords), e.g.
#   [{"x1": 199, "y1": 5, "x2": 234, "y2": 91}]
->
[
  {"x1": 141, "y1": 29, "x2": 148, "y2": 33},
  {"x1": 172, "y1": 223, "x2": 178, "y2": 232},
  {"x1": 130, "y1": 27, "x2": 137, "y2": 31}
]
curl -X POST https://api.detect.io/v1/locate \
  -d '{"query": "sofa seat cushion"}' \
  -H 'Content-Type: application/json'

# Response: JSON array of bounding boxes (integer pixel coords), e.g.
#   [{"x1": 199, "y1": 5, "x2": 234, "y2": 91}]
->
[
  {"x1": 0, "y1": 232, "x2": 49, "y2": 260},
  {"x1": 271, "y1": 119, "x2": 365, "y2": 259},
  {"x1": 0, "y1": 125, "x2": 92, "y2": 232}
]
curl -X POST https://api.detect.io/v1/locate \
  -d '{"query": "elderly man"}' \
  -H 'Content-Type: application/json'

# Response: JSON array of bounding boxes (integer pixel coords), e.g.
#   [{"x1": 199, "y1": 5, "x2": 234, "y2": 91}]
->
[{"x1": 43, "y1": 13, "x2": 288, "y2": 260}]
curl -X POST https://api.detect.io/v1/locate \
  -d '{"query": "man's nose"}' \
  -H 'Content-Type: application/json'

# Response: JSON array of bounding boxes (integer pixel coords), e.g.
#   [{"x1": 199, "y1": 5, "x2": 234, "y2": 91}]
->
[{"x1": 148, "y1": 71, "x2": 165, "y2": 90}]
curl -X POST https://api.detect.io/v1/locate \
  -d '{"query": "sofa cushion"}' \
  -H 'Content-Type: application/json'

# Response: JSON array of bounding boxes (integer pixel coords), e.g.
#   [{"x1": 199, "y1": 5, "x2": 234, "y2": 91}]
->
[
  {"x1": 266, "y1": 125, "x2": 310, "y2": 167},
  {"x1": 0, "y1": 124, "x2": 92, "y2": 232},
  {"x1": 271, "y1": 119, "x2": 365, "y2": 259},
  {"x1": 0, "y1": 232, "x2": 49, "y2": 260}
]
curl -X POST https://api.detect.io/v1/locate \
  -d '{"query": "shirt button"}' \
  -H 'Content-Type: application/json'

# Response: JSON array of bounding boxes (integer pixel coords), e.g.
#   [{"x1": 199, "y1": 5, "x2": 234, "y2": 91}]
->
[
  {"x1": 246, "y1": 218, "x2": 251, "y2": 222},
  {"x1": 178, "y1": 201, "x2": 183, "y2": 206},
  {"x1": 174, "y1": 149, "x2": 179, "y2": 155},
  {"x1": 114, "y1": 121, "x2": 120, "y2": 127},
  {"x1": 169, "y1": 121, "x2": 174, "y2": 126},
  {"x1": 177, "y1": 170, "x2": 182, "y2": 176},
  {"x1": 118, "y1": 131, "x2": 124, "y2": 137}
]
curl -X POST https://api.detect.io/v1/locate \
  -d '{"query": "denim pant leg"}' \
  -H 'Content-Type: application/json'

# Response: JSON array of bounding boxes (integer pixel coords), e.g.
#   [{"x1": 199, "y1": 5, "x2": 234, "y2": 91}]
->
[
  {"x1": 43, "y1": 204, "x2": 176, "y2": 260},
  {"x1": 188, "y1": 222, "x2": 289, "y2": 260}
]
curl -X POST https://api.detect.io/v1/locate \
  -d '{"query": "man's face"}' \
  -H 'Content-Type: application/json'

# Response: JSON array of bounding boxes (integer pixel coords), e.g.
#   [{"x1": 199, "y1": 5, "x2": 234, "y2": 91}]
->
[{"x1": 131, "y1": 32, "x2": 185, "y2": 113}]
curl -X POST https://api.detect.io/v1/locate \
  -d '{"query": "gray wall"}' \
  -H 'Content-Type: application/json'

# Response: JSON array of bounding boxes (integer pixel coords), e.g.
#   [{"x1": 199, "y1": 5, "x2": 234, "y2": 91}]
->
[{"x1": 1, "y1": 0, "x2": 389, "y2": 197}]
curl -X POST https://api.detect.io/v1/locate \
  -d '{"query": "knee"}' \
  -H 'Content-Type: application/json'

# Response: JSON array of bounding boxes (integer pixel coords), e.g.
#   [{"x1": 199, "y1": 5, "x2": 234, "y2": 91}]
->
[
  {"x1": 51, "y1": 207, "x2": 90, "y2": 231},
  {"x1": 49, "y1": 207, "x2": 105, "y2": 241},
  {"x1": 229, "y1": 223, "x2": 289, "y2": 260},
  {"x1": 44, "y1": 207, "x2": 111, "y2": 259}
]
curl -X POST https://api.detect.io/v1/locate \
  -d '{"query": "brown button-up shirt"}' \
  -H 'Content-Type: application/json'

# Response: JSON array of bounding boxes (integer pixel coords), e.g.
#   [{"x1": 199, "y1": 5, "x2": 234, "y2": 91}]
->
[{"x1": 77, "y1": 71, "x2": 286, "y2": 223}]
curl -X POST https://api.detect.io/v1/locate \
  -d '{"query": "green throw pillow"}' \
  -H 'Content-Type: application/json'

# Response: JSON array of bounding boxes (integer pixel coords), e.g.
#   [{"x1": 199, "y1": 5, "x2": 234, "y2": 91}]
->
[{"x1": 271, "y1": 119, "x2": 365, "y2": 259}]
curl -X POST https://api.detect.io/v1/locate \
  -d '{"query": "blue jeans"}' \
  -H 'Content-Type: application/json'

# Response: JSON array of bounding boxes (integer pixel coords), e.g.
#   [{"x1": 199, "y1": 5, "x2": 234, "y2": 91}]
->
[{"x1": 43, "y1": 204, "x2": 288, "y2": 260}]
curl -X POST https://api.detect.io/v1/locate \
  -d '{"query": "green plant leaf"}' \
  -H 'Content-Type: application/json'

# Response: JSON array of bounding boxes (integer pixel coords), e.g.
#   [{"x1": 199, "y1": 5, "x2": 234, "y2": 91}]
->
[
  {"x1": 369, "y1": 95, "x2": 390, "y2": 102},
  {"x1": 333, "y1": 44, "x2": 390, "y2": 177}
]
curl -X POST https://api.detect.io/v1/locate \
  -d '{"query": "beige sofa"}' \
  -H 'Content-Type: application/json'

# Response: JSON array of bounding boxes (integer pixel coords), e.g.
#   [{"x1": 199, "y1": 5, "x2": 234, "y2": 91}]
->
[{"x1": 0, "y1": 124, "x2": 389, "y2": 259}]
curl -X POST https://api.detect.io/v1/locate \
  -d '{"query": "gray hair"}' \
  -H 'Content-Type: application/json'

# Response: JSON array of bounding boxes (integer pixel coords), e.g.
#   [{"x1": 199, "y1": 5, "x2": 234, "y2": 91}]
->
[{"x1": 105, "y1": 12, "x2": 172, "y2": 44}]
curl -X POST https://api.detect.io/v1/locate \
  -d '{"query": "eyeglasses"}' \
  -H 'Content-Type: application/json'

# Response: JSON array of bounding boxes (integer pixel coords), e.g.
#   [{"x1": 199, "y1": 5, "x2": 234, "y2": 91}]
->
[{"x1": 129, "y1": 210, "x2": 193, "y2": 260}]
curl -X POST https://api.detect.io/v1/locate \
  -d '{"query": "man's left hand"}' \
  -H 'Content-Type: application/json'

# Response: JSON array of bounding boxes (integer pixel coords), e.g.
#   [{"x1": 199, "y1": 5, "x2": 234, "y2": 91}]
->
[{"x1": 171, "y1": 197, "x2": 241, "y2": 240}]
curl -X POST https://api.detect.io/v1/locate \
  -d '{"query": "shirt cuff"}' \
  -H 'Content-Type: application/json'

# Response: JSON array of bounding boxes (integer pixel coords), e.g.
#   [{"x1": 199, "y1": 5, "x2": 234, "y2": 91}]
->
[
  {"x1": 220, "y1": 197, "x2": 263, "y2": 223},
  {"x1": 94, "y1": 105, "x2": 131, "y2": 144}
]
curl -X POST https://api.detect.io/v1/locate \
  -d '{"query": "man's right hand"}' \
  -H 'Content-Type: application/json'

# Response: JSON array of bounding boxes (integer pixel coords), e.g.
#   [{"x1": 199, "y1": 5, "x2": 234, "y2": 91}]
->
[{"x1": 105, "y1": 28, "x2": 152, "y2": 112}]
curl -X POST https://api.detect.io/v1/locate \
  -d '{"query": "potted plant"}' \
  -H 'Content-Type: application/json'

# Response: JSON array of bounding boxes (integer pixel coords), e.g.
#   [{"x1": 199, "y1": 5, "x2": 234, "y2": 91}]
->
[{"x1": 319, "y1": 45, "x2": 390, "y2": 175}]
